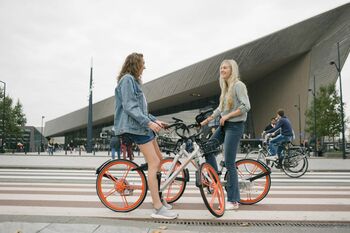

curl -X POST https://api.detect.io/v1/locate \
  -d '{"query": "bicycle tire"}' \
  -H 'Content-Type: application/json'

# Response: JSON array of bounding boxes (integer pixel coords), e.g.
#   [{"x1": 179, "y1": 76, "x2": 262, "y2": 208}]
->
[
  {"x1": 160, "y1": 157, "x2": 187, "y2": 203},
  {"x1": 96, "y1": 159, "x2": 148, "y2": 212},
  {"x1": 282, "y1": 152, "x2": 308, "y2": 178},
  {"x1": 198, "y1": 162, "x2": 225, "y2": 217},
  {"x1": 224, "y1": 159, "x2": 271, "y2": 205},
  {"x1": 245, "y1": 150, "x2": 267, "y2": 165}
]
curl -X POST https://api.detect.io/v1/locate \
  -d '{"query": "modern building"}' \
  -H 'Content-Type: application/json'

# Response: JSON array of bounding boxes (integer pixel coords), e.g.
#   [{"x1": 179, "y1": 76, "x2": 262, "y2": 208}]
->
[{"x1": 45, "y1": 4, "x2": 350, "y2": 146}]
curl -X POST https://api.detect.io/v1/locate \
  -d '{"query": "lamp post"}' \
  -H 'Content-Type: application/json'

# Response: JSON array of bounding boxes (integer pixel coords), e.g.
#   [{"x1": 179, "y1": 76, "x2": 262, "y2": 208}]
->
[
  {"x1": 87, "y1": 58, "x2": 93, "y2": 153},
  {"x1": 308, "y1": 75, "x2": 317, "y2": 156},
  {"x1": 330, "y1": 41, "x2": 346, "y2": 159},
  {"x1": 0, "y1": 80, "x2": 6, "y2": 151},
  {"x1": 294, "y1": 94, "x2": 302, "y2": 145},
  {"x1": 39, "y1": 116, "x2": 45, "y2": 154}
]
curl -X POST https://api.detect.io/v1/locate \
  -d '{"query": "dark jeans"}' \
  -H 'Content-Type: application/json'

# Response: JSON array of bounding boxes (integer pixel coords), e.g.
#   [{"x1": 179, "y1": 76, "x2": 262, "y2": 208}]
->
[
  {"x1": 205, "y1": 121, "x2": 244, "y2": 202},
  {"x1": 268, "y1": 134, "x2": 293, "y2": 159},
  {"x1": 111, "y1": 147, "x2": 121, "y2": 160}
]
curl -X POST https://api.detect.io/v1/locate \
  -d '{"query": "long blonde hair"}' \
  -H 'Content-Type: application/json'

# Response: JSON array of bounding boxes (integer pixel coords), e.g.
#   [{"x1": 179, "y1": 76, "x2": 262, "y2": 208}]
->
[{"x1": 218, "y1": 59, "x2": 240, "y2": 111}]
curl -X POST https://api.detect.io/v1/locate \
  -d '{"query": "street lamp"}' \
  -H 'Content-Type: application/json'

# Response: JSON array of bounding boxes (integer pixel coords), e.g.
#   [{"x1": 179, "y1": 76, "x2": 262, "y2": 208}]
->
[
  {"x1": 330, "y1": 41, "x2": 346, "y2": 159},
  {"x1": 39, "y1": 116, "x2": 45, "y2": 154},
  {"x1": 0, "y1": 80, "x2": 6, "y2": 151},
  {"x1": 308, "y1": 75, "x2": 317, "y2": 156},
  {"x1": 294, "y1": 94, "x2": 302, "y2": 145}
]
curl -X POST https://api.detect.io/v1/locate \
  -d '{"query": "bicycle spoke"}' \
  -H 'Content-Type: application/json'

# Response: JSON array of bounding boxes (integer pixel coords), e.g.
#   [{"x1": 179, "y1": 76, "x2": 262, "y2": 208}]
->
[
  {"x1": 104, "y1": 188, "x2": 117, "y2": 198},
  {"x1": 160, "y1": 158, "x2": 187, "y2": 203},
  {"x1": 199, "y1": 163, "x2": 225, "y2": 217},
  {"x1": 96, "y1": 160, "x2": 148, "y2": 212},
  {"x1": 235, "y1": 159, "x2": 271, "y2": 205}
]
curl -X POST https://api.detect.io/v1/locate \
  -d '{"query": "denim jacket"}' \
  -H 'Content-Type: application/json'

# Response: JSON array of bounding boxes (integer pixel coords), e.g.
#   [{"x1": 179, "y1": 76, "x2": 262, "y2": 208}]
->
[{"x1": 114, "y1": 74, "x2": 157, "y2": 136}]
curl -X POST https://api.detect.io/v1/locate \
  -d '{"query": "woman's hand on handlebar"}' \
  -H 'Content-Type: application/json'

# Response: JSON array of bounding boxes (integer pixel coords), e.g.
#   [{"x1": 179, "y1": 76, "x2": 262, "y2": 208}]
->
[
  {"x1": 148, "y1": 121, "x2": 164, "y2": 133},
  {"x1": 200, "y1": 116, "x2": 213, "y2": 127},
  {"x1": 155, "y1": 120, "x2": 168, "y2": 128}
]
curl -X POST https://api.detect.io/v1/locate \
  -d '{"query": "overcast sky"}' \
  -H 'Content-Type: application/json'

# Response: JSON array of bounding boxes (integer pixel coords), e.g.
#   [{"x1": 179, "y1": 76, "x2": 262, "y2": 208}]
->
[{"x1": 0, "y1": 0, "x2": 349, "y2": 127}]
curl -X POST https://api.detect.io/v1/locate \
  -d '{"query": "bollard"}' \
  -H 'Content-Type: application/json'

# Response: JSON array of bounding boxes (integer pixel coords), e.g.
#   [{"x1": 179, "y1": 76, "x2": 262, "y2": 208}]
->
[{"x1": 79, "y1": 147, "x2": 81, "y2": 156}]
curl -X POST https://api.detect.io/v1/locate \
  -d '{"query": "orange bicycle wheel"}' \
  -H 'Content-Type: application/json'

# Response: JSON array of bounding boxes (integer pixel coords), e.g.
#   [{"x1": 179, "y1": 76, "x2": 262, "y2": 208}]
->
[
  {"x1": 160, "y1": 157, "x2": 187, "y2": 203},
  {"x1": 199, "y1": 163, "x2": 225, "y2": 217},
  {"x1": 96, "y1": 159, "x2": 147, "y2": 212},
  {"x1": 234, "y1": 159, "x2": 271, "y2": 205}
]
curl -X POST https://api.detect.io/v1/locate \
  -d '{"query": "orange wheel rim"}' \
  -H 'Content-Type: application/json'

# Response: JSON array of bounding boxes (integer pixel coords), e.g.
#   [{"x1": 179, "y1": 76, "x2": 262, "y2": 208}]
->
[
  {"x1": 237, "y1": 160, "x2": 270, "y2": 204},
  {"x1": 97, "y1": 160, "x2": 147, "y2": 211}
]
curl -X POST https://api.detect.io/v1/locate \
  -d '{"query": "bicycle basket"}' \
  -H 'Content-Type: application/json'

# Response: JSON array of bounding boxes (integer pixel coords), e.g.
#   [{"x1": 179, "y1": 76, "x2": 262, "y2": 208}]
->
[
  {"x1": 157, "y1": 136, "x2": 179, "y2": 153},
  {"x1": 199, "y1": 139, "x2": 221, "y2": 156}
]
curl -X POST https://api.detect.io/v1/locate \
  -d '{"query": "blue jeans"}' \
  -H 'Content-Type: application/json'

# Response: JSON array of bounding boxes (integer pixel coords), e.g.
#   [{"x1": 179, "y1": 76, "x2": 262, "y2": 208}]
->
[
  {"x1": 268, "y1": 134, "x2": 293, "y2": 159},
  {"x1": 111, "y1": 147, "x2": 121, "y2": 160},
  {"x1": 205, "y1": 121, "x2": 244, "y2": 202}
]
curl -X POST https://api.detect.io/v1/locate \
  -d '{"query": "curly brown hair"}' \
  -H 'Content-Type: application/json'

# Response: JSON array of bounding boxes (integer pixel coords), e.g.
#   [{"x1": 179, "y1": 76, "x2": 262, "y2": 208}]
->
[{"x1": 117, "y1": 53, "x2": 144, "y2": 83}]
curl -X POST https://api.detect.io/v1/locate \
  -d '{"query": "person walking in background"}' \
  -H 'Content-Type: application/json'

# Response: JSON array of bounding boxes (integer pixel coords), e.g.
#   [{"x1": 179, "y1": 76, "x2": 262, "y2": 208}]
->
[
  {"x1": 200, "y1": 59, "x2": 251, "y2": 210},
  {"x1": 114, "y1": 52, "x2": 177, "y2": 219},
  {"x1": 110, "y1": 129, "x2": 121, "y2": 160},
  {"x1": 48, "y1": 138, "x2": 54, "y2": 155}
]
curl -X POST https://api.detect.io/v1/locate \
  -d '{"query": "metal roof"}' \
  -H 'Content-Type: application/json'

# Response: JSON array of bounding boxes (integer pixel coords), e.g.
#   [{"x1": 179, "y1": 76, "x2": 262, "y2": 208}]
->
[{"x1": 45, "y1": 3, "x2": 350, "y2": 137}]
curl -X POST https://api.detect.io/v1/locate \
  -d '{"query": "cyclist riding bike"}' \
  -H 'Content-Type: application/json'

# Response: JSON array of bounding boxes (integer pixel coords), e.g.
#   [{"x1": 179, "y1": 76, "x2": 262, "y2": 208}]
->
[{"x1": 262, "y1": 109, "x2": 294, "y2": 168}]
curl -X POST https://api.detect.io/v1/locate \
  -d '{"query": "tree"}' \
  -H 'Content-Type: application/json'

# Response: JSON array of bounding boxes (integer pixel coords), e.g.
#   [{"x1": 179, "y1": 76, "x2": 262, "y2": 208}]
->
[
  {"x1": 0, "y1": 87, "x2": 27, "y2": 151},
  {"x1": 305, "y1": 83, "x2": 346, "y2": 143}
]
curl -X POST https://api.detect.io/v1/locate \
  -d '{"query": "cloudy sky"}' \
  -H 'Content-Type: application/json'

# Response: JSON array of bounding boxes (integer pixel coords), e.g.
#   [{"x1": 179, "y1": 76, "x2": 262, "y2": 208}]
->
[{"x1": 0, "y1": 0, "x2": 349, "y2": 127}]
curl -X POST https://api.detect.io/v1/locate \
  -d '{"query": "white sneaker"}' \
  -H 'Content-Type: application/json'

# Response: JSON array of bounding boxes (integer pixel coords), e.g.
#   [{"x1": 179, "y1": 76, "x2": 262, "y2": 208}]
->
[
  {"x1": 226, "y1": 201, "x2": 239, "y2": 210},
  {"x1": 266, "y1": 155, "x2": 278, "y2": 161},
  {"x1": 151, "y1": 206, "x2": 178, "y2": 219},
  {"x1": 161, "y1": 198, "x2": 173, "y2": 210}
]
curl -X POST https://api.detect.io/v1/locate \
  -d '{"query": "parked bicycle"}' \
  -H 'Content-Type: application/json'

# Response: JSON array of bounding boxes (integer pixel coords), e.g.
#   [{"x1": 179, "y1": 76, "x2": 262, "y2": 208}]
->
[
  {"x1": 95, "y1": 121, "x2": 226, "y2": 217},
  {"x1": 245, "y1": 135, "x2": 308, "y2": 178}
]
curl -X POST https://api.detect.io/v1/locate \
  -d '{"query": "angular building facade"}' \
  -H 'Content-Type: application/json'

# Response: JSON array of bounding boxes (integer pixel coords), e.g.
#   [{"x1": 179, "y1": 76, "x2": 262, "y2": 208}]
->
[{"x1": 45, "y1": 4, "x2": 350, "y2": 145}]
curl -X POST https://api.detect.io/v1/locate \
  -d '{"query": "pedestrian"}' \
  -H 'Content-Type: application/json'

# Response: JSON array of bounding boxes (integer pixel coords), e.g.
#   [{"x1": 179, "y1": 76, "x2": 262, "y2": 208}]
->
[
  {"x1": 68, "y1": 140, "x2": 74, "y2": 154},
  {"x1": 200, "y1": 59, "x2": 251, "y2": 210},
  {"x1": 110, "y1": 129, "x2": 121, "y2": 160},
  {"x1": 48, "y1": 138, "x2": 54, "y2": 155},
  {"x1": 114, "y1": 52, "x2": 177, "y2": 219},
  {"x1": 263, "y1": 109, "x2": 294, "y2": 166},
  {"x1": 264, "y1": 117, "x2": 277, "y2": 131}
]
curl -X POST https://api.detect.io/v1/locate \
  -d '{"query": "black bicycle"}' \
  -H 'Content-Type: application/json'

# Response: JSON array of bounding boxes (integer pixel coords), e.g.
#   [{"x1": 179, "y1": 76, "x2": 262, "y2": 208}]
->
[{"x1": 245, "y1": 135, "x2": 308, "y2": 178}]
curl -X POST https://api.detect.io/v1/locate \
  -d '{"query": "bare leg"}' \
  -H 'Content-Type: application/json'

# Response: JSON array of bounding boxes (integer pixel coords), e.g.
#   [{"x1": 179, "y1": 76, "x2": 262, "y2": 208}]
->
[
  {"x1": 152, "y1": 139, "x2": 164, "y2": 166},
  {"x1": 138, "y1": 141, "x2": 162, "y2": 209}
]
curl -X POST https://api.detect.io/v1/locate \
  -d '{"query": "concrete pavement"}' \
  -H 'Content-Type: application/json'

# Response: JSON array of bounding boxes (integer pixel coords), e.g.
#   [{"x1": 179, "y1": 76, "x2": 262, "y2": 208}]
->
[
  {"x1": 1, "y1": 152, "x2": 350, "y2": 232},
  {"x1": 1, "y1": 151, "x2": 350, "y2": 171}
]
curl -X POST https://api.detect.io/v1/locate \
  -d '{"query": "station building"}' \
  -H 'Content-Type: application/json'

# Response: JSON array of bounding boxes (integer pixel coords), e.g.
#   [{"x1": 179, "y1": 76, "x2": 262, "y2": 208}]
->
[{"x1": 45, "y1": 4, "x2": 350, "y2": 147}]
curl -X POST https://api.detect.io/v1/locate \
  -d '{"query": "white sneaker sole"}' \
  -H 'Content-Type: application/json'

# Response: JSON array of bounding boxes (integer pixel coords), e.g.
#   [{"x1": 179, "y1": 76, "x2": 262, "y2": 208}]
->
[{"x1": 151, "y1": 213, "x2": 178, "y2": 219}]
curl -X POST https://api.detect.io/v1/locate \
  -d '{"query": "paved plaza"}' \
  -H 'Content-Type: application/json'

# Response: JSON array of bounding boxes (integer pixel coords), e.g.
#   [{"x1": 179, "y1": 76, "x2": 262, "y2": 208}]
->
[{"x1": 0, "y1": 152, "x2": 350, "y2": 232}]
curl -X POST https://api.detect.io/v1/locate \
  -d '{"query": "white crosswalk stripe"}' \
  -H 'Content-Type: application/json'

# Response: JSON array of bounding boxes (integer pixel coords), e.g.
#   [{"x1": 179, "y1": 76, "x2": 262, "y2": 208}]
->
[{"x1": 0, "y1": 168, "x2": 349, "y2": 222}]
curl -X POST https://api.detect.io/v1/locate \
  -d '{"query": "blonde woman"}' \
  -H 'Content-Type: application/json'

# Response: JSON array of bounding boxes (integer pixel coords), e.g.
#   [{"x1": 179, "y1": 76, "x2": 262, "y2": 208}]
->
[
  {"x1": 200, "y1": 59, "x2": 250, "y2": 210},
  {"x1": 114, "y1": 53, "x2": 177, "y2": 219}
]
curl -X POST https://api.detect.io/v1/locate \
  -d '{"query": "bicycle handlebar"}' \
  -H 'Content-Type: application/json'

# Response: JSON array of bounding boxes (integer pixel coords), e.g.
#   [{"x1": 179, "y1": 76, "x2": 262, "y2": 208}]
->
[
  {"x1": 172, "y1": 117, "x2": 183, "y2": 123},
  {"x1": 164, "y1": 122, "x2": 202, "y2": 140}
]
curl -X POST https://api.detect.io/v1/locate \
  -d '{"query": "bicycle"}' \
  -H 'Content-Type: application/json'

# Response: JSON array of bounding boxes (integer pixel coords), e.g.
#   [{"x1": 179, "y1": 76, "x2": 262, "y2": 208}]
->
[
  {"x1": 245, "y1": 135, "x2": 308, "y2": 178},
  {"x1": 95, "y1": 121, "x2": 226, "y2": 218},
  {"x1": 159, "y1": 110, "x2": 272, "y2": 206}
]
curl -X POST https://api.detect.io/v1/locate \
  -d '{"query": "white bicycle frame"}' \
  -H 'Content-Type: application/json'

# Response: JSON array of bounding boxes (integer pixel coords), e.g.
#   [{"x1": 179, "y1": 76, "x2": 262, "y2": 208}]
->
[{"x1": 160, "y1": 141, "x2": 203, "y2": 192}]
